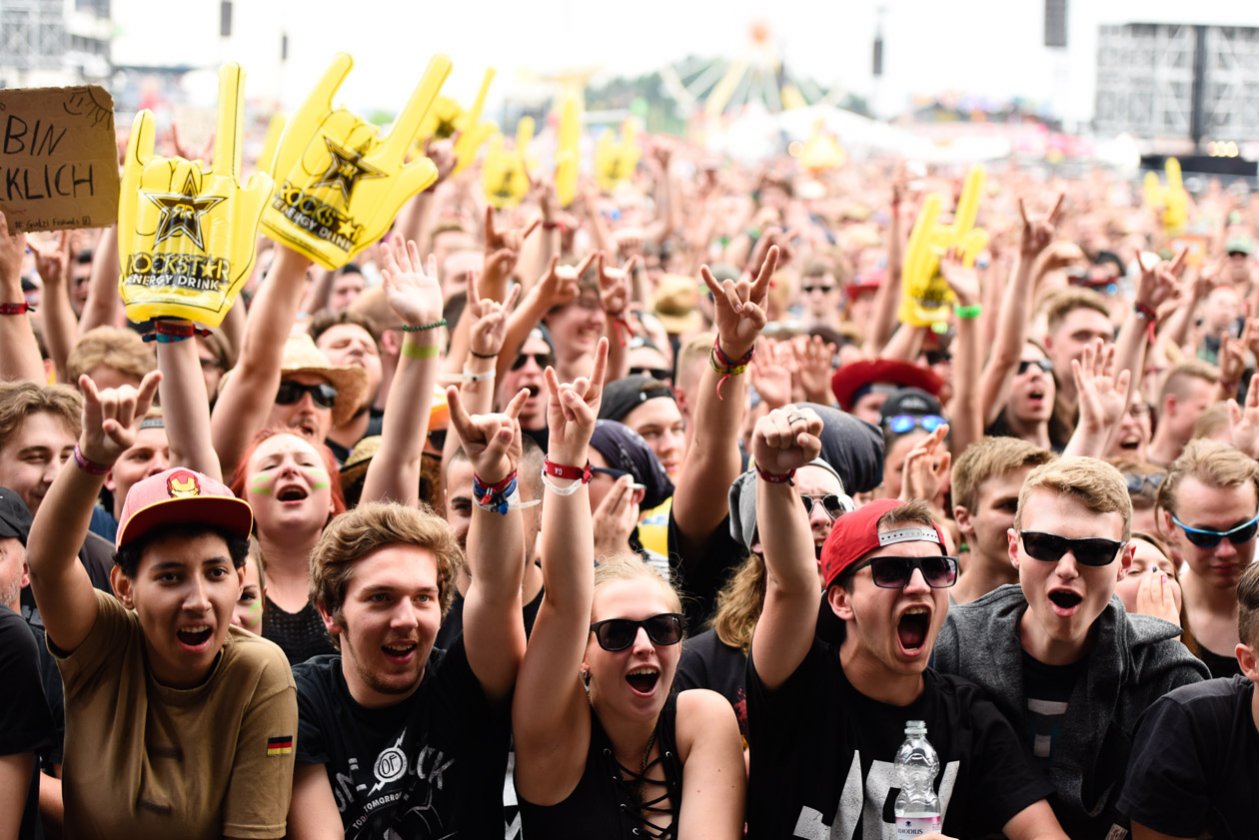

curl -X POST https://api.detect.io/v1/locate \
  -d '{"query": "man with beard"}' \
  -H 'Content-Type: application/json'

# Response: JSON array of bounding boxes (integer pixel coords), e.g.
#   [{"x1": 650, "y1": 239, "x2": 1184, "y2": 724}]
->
[
  {"x1": 746, "y1": 405, "x2": 1066, "y2": 839},
  {"x1": 935, "y1": 457, "x2": 1207, "y2": 837}
]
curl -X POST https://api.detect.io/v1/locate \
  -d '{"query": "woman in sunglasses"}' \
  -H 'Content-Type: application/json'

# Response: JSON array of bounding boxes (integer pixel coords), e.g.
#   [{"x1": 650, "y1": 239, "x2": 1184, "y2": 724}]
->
[
  {"x1": 513, "y1": 340, "x2": 745, "y2": 839},
  {"x1": 983, "y1": 339, "x2": 1061, "y2": 452}
]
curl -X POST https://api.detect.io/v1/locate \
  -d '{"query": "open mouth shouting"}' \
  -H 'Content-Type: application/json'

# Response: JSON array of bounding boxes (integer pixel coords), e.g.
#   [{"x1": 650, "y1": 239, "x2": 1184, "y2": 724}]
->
[
  {"x1": 1047, "y1": 588, "x2": 1084, "y2": 617},
  {"x1": 381, "y1": 640, "x2": 419, "y2": 665},
  {"x1": 625, "y1": 666, "x2": 661, "y2": 696},
  {"x1": 276, "y1": 483, "x2": 309, "y2": 504},
  {"x1": 896, "y1": 605, "x2": 932, "y2": 657},
  {"x1": 1116, "y1": 431, "x2": 1142, "y2": 451},
  {"x1": 176, "y1": 624, "x2": 214, "y2": 652}
]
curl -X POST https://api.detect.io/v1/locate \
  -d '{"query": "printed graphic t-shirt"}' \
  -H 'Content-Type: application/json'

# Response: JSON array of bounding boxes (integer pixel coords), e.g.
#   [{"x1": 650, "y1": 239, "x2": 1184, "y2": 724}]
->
[
  {"x1": 294, "y1": 637, "x2": 510, "y2": 839},
  {"x1": 746, "y1": 638, "x2": 1053, "y2": 840}
]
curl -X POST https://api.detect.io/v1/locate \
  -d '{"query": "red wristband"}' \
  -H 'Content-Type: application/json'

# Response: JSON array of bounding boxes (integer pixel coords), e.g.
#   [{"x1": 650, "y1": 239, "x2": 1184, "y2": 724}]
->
[
  {"x1": 542, "y1": 459, "x2": 591, "y2": 483},
  {"x1": 73, "y1": 444, "x2": 110, "y2": 476},
  {"x1": 473, "y1": 469, "x2": 517, "y2": 495},
  {"x1": 755, "y1": 465, "x2": 796, "y2": 485},
  {"x1": 0, "y1": 301, "x2": 34, "y2": 315}
]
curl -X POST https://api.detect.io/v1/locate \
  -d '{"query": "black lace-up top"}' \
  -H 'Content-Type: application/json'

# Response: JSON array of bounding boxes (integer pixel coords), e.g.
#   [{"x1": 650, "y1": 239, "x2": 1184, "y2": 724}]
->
[{"x1": 518, "y1": 693, "x2": 683, "y2": 839}]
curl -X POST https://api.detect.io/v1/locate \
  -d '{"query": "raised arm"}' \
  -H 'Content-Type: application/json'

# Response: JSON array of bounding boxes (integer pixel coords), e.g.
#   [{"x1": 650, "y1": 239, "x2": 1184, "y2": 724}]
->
[
  {"x1": 748, "y1": 406, "x2": 824, "y2": 690},
  {"x1": 512, "y1": 339, "x2": 608, "y2": 795},
  {"x1": 156, "y1": 320, "x2": 222, "y2": 480},
  {"x1": 939, "y1": 250, "x2": 983, "y2": 456},
  {"x1": 671, "y1": 246, "x2": 780, "y2": 552},
  {"x1": 596, "y1": 252, "x2": 635, "y2": 383},
  {"x1": 0, "y1": 211, "x2": 42, "y2": 383},
  {"x1": 496, "y1": 253, "x2": 592, "y2": 382},
  {"x1": 359, "y1": 238, "x2": 443, "y2": 506},
  {"x1": 449, "y1": 385, "x2": 530, "y2": 703},
  {"x1": 210, "y1": 245, "x2": 311, "y2": 474},
  {"x1": 1114, "y1": 249, "x2": 1183, "y2": 398},
  {"x1": 27, "y1": 372, "x2": 160, "y2": 653},
  {"x1": 1062, "y1": 340, "x2": 1130, "y2": 458},
  {"x1": 31, "y1": 232, "x2": 77, "y2": 383},
  {"x1": 864, "y1": 177, "x2": 907, "y2": 356}
]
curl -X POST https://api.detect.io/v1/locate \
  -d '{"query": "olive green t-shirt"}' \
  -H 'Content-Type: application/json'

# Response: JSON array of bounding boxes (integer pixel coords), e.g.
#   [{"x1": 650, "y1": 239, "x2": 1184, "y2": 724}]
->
[{"x1": 53, "y1": 590, "x2": 297, "y2": 839}]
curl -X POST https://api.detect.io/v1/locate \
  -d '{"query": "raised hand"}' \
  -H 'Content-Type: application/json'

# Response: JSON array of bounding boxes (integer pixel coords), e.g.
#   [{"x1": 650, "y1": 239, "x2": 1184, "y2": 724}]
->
[
  {"x1": 0, "y1": 210, "x2": 27, "y2": 291},
  {"x1": 749, "y1": 339, "x2": 793, "y2": 410},
  {"x1": 1219, "y1": 319, "x2": 1252, "y2": 391},
  {"x1": 534, "y1": 252, "x2": 597, "y2": 310},
  {"x1": 261, "y1": 53, "x2": 452, "y2": 269},
  {"x1": 118, "y1": 64, "x2": 274, "y2": 327},
  {"x1": 447, "y1": 385, "x2": 528, "y2": 484},
  {"x1": 595, "y1": 252, "x2": 635, "y2": 321},
  {"x1": 1133, "y1": 565, "x2": 1181, "y2": 627},
  {"x1": 1072, "y1": 338, "x2": 1131, "y2": 438},
  {"x1": 900, "y1": 424, "x2": 952, "y2": 504},
  {"x1": 1018, "y1": 193, "x2": 1065, "y2": 258},
  {"x1": 939, "y1": 247, "x2": 980, "y2": 307},
  {"x1": 29, "y1": 231, "x2": 71, "y2": 288},
  {"x1": 544, "y1": 337, "x2": 608, "y2": 466},
  {"x1": 483, "y1": 206, "x2": 541, "y2": 292},
  {"x1": 467, "y1": 277, "x2": 520, "y2": 358},
  {"x1": 793, "y1": 334, "x2": 838, "y2": 404},
  {"x1": 1226, "y1": 373, "x2": 1259, "y2": 458},
  {"x1": 78, "y1": 371, "x2": 162, "y2": 466},
  {"x1": 380, "y1": 237, "x2": 444, "y2": 329},
  {"x1": 592, "y1": 475, "x2": 641, "y2": 557},
  {"x1": 1133, "y1": 248, "x2": 1186, "y2": 314},
  {"x1": 702, "y1": 244, "x2": 780, "y2": 360},
  {"x1": 751, "y1": 405, "x2": 823, "y2": 477}
]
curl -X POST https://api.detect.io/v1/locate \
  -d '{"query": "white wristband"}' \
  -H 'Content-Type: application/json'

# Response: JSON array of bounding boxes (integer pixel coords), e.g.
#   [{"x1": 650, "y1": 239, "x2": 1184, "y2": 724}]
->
[
  {"x1": 461, "y1": 368, "x2": 496, "y2": 383},
  {"x1": 541, "y1": 471, "x2": 586, "y2": 496}
]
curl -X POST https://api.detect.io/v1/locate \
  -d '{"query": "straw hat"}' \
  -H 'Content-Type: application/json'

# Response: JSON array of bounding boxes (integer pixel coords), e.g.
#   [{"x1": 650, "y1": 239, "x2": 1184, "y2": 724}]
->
[
  {"x1": 652, "y1": 274, "x2": 703, "y2": 335},
  {"x1": 279, "y1": 333, "x2": 369, "y2": 427}
]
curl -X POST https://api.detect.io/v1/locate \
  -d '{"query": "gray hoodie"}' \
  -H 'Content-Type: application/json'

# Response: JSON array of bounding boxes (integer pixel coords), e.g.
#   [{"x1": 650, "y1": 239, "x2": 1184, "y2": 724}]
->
[{"x1": 933, "y1": 584, "x2": 1208, "y2": 837}]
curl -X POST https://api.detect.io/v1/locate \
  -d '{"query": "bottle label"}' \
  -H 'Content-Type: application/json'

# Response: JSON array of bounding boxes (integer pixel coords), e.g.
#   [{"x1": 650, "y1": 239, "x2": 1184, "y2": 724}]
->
[{"x1": 896, "y1": 815, "x2": 942, "y2": 838}]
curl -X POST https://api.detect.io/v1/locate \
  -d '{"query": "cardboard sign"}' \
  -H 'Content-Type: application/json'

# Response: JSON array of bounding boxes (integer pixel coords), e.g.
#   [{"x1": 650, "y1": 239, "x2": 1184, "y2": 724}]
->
[{"x1": 0, "y1": 85, "x2": 120, "y2": 232}]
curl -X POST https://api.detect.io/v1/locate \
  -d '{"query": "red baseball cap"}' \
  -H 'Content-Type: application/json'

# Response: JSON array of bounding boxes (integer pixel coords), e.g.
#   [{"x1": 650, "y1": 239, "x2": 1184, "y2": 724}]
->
[
  {"x1": 820, "y1": 499, "x2": 946, "y2": 589},
  {"x1": 830, "y1": 359, "x2": 943, "y2": 412},
  {"x1": 116, "y1": 467, "x2": 253, "y2": 550}
]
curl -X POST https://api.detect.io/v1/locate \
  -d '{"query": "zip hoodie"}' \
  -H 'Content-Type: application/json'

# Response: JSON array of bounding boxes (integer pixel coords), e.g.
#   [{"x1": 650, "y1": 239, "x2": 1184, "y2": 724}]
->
[{"x1": 933, "y1": 584, "x2": 1209, "y2": 838}]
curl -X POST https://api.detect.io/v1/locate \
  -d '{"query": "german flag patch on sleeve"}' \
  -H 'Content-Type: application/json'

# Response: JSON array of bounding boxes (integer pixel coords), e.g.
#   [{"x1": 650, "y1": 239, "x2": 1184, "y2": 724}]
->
[{"x1": 267, "y1": 736, "x2": 293, "y2": 756}]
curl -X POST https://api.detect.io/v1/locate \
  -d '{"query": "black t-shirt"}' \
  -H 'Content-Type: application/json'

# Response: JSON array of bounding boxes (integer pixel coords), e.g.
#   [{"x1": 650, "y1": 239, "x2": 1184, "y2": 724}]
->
[
  {"x1": 1196, "y1": 643, "x2": 1243, "y2": 680},
  {"x1": 26, "y1": 622, "x2": 65, "y2": 769},
  {"x1": 263, "y1": 596, "x2": 336, "y2": 666},
  {"x1": 675, "y1": 628, "x2": 749, "y2": 740},
  {"x1": 0, "y1": 606, "x2": 55, "y2": 840},
  {"x1": 1021, "y1": 651, "x2": 1083, "y2": 772},
  {"x1": 666, "y1": 511, "x2": 746, "y2": 632},
  {"x1": 293, "y1": 637, "x2": 510, "y2": 839},
  {"x1": 1119, "y1": 676, "x2": 1259, "y2": 839},
  {"x1": 746, "y1": 638, "x2": 1053, "y2": 840},
  {"x1": 434, "y1": 584, "x2": 544, "y2": 652}
]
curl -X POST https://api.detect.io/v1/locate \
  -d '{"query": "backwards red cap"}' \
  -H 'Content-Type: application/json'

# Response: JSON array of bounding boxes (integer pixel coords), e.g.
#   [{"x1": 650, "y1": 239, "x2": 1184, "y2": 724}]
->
[{"x1": 820, "y1": 499, "x2": 946, "y2": 589}]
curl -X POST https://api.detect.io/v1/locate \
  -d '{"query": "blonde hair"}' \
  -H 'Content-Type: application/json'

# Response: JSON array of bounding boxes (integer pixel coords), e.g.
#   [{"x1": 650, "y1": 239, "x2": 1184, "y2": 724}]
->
[
  {"x1": 952, "y1": 437, "x2": 1056, "y2": 513},
  {"x1": 711, "y1": 551, "x2": 765, "y2": 653},
  {"x1": 1156, "y1": 439, "x2": 1259, "y2": 520},
  {"x1": 310, "y1": 502, "x2": 462, "y2": 646},
  {"x1": 1161, "y1": 359, "x2": 1220, "y2": 401},
  {"x1": 65, "y1": 326, "x2": 155, "y2": 386},
  {"x1": 1041, "y1": 288, "x2": 1111, "y2": 332},
  {"x1": 1015, "y1": 457, "x2": 1132, "y2": 539},
  {"x1": 1191, "y1": 403, "x2": 1232, "y2": 442},
  {"x1": 592, "y1": 554, "x2": 682, "y2": 620}
]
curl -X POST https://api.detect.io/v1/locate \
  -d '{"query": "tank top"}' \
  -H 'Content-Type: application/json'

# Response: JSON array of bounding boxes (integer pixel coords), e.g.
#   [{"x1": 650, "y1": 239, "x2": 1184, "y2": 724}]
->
[
  {"x1": 262, "y1": 595, "x2": 335, "y2": 665},
  {"x1": 518, "y1": 693, "x2": 683, "y2": 839}
]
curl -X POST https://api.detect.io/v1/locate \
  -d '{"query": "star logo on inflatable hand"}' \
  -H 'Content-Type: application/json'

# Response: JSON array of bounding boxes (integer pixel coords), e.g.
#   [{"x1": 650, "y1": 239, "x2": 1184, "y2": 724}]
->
[
  {"x1": 313, "y1": 138, "x2": 386, "y2": 204},
  {"x1": 146, "y1": 172, "x2": 225, "y2": 251}
]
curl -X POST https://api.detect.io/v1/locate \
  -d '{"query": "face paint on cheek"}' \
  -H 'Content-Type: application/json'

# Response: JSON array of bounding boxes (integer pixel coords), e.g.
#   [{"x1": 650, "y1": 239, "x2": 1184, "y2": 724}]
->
[
  {"x1": 251, "y1": 474, "x2": 276, "y2": 495},
  {"x1": 302, "y1": 467, "x2": 331, "y2": 491}
]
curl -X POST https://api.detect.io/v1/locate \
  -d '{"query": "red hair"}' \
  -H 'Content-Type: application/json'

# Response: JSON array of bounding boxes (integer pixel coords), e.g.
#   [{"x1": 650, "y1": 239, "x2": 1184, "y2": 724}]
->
[{"x1": 229, "y1": 427, "x2": 347, "y2": 518}]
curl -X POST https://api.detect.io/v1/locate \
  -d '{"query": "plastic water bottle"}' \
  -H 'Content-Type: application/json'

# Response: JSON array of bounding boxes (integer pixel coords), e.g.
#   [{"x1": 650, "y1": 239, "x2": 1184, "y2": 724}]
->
[{"x1": 894, "y1": 720, "x2": 941, "y2": 838}]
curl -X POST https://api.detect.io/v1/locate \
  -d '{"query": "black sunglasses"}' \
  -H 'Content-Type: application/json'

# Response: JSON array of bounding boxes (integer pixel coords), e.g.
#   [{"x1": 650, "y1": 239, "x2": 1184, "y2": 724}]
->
[
  {"x1": 629, "y1": 366, "x2": 671, "y2": 381},
  {"x1": 848, "y1": 555, "x2": 958, "y2": 589},
  {"x1": 591, "y1": 465, "x2": 630, "y2": 481},
  {"x1": 275, "y1": 380, "x2": 337, "y2": 409},
  {"x1": 802, "y1": 284, "x2": 837, "y2": 294},
  {"x1": 1017, "y1": 359, "x2": 1054, "y2": 376},
  {"x1": 1171, "y1": 512, "x2": 1259, "y2": 549},
  {"x1": 511, "y1": 352, "x2": 555, "y2": 371},
  {"x1": 1019, "y1": 531, "x2": 1124, "y2": 567},
  {"x1": 589, "y1": 613, "x2": 686, "y2": 652},
  {"x1": 1124, "y1": 472, "x2": 1164, "y2": 495},
  {"x1": 801, "y1": 493, "x2": 847, "y2": 521}
]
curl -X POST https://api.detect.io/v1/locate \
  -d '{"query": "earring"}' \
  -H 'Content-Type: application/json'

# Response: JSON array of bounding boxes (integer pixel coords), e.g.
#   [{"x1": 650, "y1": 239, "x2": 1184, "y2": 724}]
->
[{"x1": 580, "y1": 669, "x2": 591, "y2": 692}]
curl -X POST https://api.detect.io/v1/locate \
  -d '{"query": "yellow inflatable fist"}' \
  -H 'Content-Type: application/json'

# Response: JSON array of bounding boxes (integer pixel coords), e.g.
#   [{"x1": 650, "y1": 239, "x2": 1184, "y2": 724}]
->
[
  {"x1": 898, "y1": 166, "x2": 989, "y2": 328},
  {"x1": 595, "y1": 121, "x2": 640, "y2": 193},
  {"x1": 261, "y1": 53, "x2": 452, "y2": 269},
  {"x1": 1143, "y1": 159, "x2": 1189, "y2": 235},
  {"x1": 482, "y1": 117, "x2": 533, "y2": 209},
  {"x1": 554, "y1": 94, "x2": 582, "y2": 208},
  {"x1": 118, "y1": 63, "x2": 273, "y2": 327}
]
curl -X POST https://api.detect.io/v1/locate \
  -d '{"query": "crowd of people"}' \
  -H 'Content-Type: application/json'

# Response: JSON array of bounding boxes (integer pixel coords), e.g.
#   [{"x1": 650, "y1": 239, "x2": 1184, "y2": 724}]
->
[{"x1": 2, "y1": 104, "x2": 1259, "y2": 840}]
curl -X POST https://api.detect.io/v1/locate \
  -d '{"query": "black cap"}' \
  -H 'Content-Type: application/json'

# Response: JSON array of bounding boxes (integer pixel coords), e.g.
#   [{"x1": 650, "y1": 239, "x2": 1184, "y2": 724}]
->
[
  {"x1": 0, "y1": 488, "x2": 33, "y2": 543},
  {"x1": 589, "y1": 420, "x2": 675, "y2": 511},
  {"x1": 879, "y1": 387, "x2": 944, "y2": 423},
  {"x1": 597, "y1": 375, "x2": 676, "y2": 424}
]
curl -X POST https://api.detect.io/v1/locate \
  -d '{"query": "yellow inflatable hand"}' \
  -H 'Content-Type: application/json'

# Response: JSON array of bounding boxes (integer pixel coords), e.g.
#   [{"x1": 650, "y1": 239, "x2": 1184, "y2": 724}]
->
[
  {"x1": 595, "y1": 121, "x2": 641, "y2": 193},
  {"x1": 118, "y1": 63, "x2": 273, "y2": 327},
  {"x1": 261, "y1": 53, "x2": 452, "y2": 269},
  {"x1": 451, "y1": 68, "x2": 496, "y2": 175},
  {"x1": 800, "y1": 120, "x2": 846, "y2": 172},
  {"x1": 899, "y1": 165, "x2": 988, "y2": 328},
  {"x1": 482, "y1": 117, "x2": 533, "y2": 209},
  {"x1": 554, "y1": 93, "x2": 582, "y2": 208}
]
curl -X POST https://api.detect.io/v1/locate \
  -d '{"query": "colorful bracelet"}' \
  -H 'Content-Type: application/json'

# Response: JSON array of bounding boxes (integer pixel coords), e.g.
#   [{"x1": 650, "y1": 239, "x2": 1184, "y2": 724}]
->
[
  {"x1": 142, "y1": 319, "x2": 209, "y2": 344},
  {"x1": 0, "y1": 301, "x2": 34, "y2": 315},
  {"x1": 755, "y1": 464, "x2": 796, "y2": 485},
  {"x1": 1133, "y1": 302, "x2": 1158, "y2": 343},
  {"x1": 72, "y1": 444, "x2": 110, "y2": 476},
  {"x1": 401, "y1": 341, "x2": 441, "y2": 360},
  {"x1": 472, "y1": 470, "x2": 519, "y2": 516},
  {"x1": 543, "y1": 459, "x2": 591, "y2": 482},
  {"x1": 710, "y1": 339, "x2": 754, "y2": 401},
  {"x1": 399, "y1": 319, "x2": 447, "y2": 333},
  {"x1": 953, "y1": 303, "x2": 982, "y2": 320}
]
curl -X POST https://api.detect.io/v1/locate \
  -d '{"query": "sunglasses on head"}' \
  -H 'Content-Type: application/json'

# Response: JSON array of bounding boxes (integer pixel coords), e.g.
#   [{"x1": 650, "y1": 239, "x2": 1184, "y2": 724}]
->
[
  {"x1": 848, "y1": 555, "x2": 958, "y2": 589},
  {"x1": 884, "y1": 414, "x2": 947, "y2": 435},
  {"x1": 1017, "y1": 359, "x2": 1054, "y2": 376},
  {"x1": 589, "y1": 613, "x2": 686, "y2": 652},
  {"x1": 800, "y1": 493, "x2": 848, "y2": 521},
  {"x1": 1171, "y1": 512, "x2": 1259, "y2": 549},
  {"x1": 275, "y1": 380, "x2": 337, "y2": 409},
  {"x1": 1019, "y1": 531, "x2": 1124, "y2": 566},
  {"x1": 1124, "y1": 472, "x2": 1164, "y2": 494},
  {"x1": 511, "y1": 352, "x2": 555, "y2": 371}
]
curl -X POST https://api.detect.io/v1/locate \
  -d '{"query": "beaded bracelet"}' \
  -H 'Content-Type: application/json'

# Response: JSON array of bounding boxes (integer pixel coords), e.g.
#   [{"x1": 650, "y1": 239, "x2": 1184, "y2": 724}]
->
[
  {"x1": 399, "y1": 318, "x2": 447, "y2": 333},
  {"x1": 72, "y1": 444, "x2": 110, "y2": 476},
  {"x1": 709, "y1": 339, "x2": 754, "y2": 401},
  {"x1": 472, "y1": 470, "x2": 518, "y2": 516}
]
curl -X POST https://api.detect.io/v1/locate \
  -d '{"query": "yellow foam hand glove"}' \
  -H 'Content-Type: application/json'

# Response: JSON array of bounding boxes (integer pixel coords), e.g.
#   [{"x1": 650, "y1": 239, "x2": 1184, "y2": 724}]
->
[
  {"x1": 451, "y1": 68, "x2": 497, "y2": 175},
  {"x1": 899, "y1": 165, "x2": 989, "y2": 328},
  {"x1": 554, "y1": 93, "x2": 582, "y2": 207},
  {"x1": 595, "y1": 121, "x2": 641, "y2": 193},
  {"x1": 482, "y1": 117, "x2": 533, "y2": 209},
  {"x1": 261, "y1": 53, "x2": 452, "y2": 269},
  {"x1": 118, "y1": 63, "x2": 273, "y2": 327},
  {"x1": 1143, "y1": 159, "x2": 1189, "y2": 235},
  {"x1": 800, "y1": 120, "x2": 846, "y2": 172}
]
